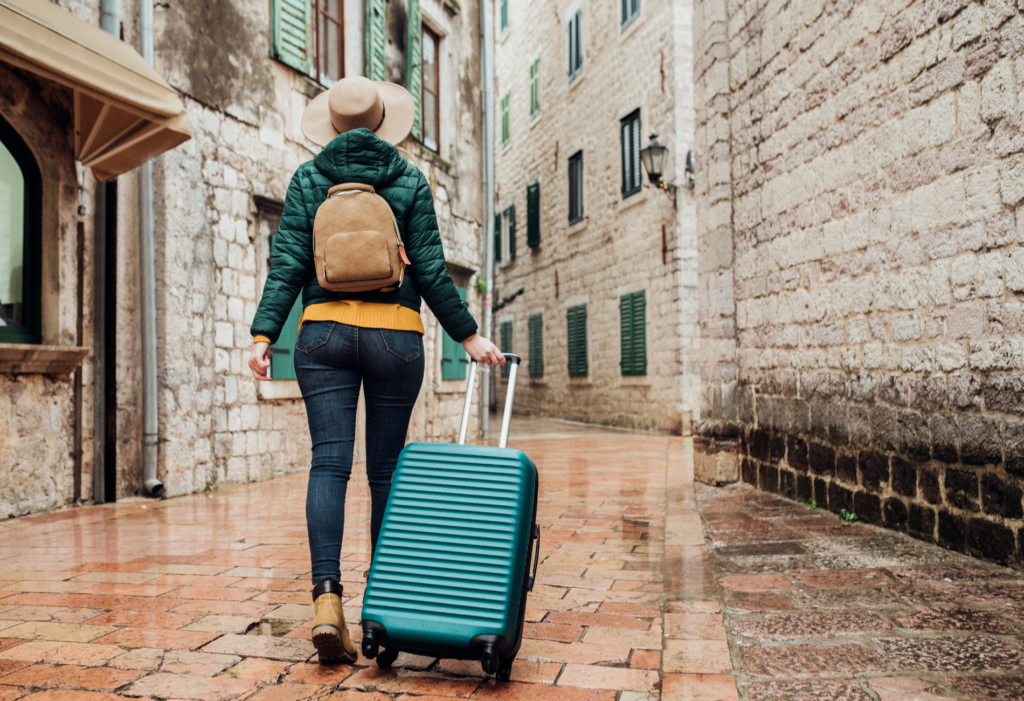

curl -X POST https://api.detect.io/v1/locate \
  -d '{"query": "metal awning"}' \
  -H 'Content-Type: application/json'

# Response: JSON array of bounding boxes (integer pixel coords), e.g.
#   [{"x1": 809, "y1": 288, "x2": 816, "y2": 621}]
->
[{"x1": 0, "y1": 0, "x2": 191, "y2": 181}]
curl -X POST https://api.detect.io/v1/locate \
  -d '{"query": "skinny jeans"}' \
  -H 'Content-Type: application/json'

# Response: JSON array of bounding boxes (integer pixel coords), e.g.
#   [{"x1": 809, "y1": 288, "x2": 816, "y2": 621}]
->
[{"x1": 293, "y1": 321, "x2": 424, "y2": 584}]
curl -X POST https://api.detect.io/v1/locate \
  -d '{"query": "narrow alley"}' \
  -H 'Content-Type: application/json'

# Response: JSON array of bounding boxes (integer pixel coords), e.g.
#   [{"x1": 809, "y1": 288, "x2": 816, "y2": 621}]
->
[{"x1": 0, "y1": 420, "x2": 1020, "y2": 700}]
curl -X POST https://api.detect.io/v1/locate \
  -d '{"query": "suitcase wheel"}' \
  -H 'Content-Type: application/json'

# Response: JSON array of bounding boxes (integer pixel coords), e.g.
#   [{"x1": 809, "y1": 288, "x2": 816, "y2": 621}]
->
[
  {"x1": 496, "y1": 658, "x2": 513, "y2": 682},
  {"x1": 376, "y1": 646, "x2": 399, "y2": 669},
  {"x1": 480, "y1": 646, "x2": 500, "y2": 675}
]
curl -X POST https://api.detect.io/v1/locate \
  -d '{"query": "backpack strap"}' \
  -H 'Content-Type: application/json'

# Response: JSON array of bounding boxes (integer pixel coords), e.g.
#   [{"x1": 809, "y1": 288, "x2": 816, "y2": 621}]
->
[{"x1": 328, "y1": 183, "x2": 375, "y2": 196}]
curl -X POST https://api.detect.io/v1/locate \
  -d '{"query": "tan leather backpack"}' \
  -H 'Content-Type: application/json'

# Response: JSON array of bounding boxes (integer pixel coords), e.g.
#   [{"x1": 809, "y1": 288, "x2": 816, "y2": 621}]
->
[{"x1": 312, "y1": 183, "x2": 409, "y2": 293}]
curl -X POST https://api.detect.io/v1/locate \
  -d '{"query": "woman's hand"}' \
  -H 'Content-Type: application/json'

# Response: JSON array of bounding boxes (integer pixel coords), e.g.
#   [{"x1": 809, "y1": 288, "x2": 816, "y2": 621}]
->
[
  {"x1": 461, "y1": 334, "x2": 506, "y2": 366},
  {"x1": 249, "y1": 342, "x2": 272, "y2": 381}
]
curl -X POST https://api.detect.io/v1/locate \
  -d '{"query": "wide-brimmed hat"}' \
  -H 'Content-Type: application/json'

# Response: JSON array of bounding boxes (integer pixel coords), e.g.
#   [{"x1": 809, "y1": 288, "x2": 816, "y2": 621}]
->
[{"x1": 301, "y1": 76, "x2": 415, "y2": 147}]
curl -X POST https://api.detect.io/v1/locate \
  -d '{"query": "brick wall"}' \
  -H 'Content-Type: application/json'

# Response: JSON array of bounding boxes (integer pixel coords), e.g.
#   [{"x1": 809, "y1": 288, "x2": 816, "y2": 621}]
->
[
  {"x1": 493, "y1": 0, "x2": 697, "y2": 433},
  {"x1": 693, "y1": 0, "x2": 1024, "y2": 567}
]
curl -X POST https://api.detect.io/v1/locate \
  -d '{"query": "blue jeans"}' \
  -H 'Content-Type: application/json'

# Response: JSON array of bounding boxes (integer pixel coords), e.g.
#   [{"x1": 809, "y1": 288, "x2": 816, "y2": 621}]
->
[{"x1": 293, "y1": 321, "x2": 425, "y2": 585}]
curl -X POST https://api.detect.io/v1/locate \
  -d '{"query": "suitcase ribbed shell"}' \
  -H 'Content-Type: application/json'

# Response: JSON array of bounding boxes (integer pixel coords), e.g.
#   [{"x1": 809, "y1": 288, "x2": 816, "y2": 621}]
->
[{"x1": 361, "y1": 442, "x2": 537, "y2": 658}]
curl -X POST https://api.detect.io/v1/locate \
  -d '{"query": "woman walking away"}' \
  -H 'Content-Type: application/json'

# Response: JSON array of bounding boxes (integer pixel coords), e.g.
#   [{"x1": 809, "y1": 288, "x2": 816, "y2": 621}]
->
[{"x1": 247, "y1": 76, "x2": 504, "y2": 664}]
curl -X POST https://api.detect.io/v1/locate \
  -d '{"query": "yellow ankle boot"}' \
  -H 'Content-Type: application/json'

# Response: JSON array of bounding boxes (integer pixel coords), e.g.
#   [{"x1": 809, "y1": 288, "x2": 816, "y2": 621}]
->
[{"x1": 311, "y1": 581, "x2": 357, "y2": 664}]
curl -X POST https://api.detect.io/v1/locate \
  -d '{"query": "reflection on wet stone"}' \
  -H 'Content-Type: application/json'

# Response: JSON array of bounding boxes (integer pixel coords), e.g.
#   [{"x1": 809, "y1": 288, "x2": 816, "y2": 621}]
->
[{"x1": 730, "y1": 611, "x2": 891, "y2": 641}]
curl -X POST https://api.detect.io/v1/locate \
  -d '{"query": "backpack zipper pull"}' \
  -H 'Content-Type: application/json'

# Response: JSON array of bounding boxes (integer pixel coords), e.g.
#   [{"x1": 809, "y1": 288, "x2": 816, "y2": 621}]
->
[{"x1": 399, "y1": 244, "x2": 411, "y2": 266}]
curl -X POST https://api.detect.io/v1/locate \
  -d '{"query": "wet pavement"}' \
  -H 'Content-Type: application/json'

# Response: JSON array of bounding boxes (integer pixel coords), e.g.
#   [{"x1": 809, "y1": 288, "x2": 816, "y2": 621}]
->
[
  {"x1": 701, "y1": 484, "x2": 1024, "y2": 700},
  {"x1": 0, "y1": 418, "x2": 1020, "y2": 700}
]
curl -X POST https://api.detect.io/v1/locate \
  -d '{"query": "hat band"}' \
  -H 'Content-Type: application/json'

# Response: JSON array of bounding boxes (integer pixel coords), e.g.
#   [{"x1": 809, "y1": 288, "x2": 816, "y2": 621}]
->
[{"x1": 373, "y1": 97, "x2": 386, "y2": 132}]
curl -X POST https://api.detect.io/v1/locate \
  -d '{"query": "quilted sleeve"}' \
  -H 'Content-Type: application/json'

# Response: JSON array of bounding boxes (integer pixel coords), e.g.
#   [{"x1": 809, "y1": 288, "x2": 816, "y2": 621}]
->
[
  {"x1": 404, "y1": 174, "x2": 479, "y2": 342},
  {"x1": 250, "y1": 172, "x2": 314, "y2": 344}
]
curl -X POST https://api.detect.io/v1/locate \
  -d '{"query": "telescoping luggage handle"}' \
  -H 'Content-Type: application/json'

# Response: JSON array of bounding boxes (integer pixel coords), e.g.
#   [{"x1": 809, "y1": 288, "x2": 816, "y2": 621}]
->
[{"x1": 457, "y1": 353, "x2": 521, "y2": 448}]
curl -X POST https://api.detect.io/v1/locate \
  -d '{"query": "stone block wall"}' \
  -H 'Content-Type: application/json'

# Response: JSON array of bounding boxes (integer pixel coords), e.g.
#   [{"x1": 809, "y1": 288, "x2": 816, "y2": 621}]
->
[
  {"x1": 493, "y1": 0, "x2": 697, "y2": 433},
  {"x1": 693, "y1": 0, "x2": 1024, "y2": 567}
]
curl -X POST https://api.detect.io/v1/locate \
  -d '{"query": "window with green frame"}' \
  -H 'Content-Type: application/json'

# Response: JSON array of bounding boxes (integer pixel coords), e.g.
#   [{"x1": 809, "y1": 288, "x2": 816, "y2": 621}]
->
[
  {"x1": 0, "y1": 115, "x2": 41, "y2": 345},
  {"x1": 441, "y1": 286, "x2": 469, "y2": 380},
  {"x1": 500, "y1": 320, "x2": 513, "y2": 377},
  {"x1": 566, "y1": 304, "x2": 587, "y2": 377},
  {"x1": 501, "y1": 92, "x2": 510, "y2": 148},
  {"x1": 266, "y1": 233, "x2": 303, "y2": 380},
  {"x1": 528, "y1": 313, "x2": 543, "y2": 377},
  {"x1": 530, "y1": 57, "x2": 540, "y2": 119},
  {"x1": 619, "y1": 290, "x2": 647, "y2": 376}
]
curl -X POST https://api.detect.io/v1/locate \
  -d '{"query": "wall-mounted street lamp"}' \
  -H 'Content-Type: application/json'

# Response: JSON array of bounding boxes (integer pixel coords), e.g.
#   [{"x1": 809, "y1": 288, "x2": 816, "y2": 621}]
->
[{"x1": 639, "y1": 131, "x2": 695, "y2": 207}]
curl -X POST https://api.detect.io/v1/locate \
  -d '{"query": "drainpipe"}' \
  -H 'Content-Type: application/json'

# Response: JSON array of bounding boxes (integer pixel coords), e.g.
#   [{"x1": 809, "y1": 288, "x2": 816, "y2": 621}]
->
[
  {"x1": 139, "y1": 0, "x2": 163, "y2": 497},
  {"x1": 479, "y1": 0, "x2": 495, "y2": 440}
]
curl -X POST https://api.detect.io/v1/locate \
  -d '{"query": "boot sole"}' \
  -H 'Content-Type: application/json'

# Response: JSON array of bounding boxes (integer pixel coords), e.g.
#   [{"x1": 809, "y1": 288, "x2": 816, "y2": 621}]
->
[{"x1": 312, "y1": 623, "x2": 357, "y2": 664}]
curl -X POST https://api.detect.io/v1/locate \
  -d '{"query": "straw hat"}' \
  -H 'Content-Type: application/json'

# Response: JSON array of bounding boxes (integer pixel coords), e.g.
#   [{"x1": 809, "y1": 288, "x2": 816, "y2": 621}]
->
[{"x1": 301, "y1": 76, "x2": 415, "y2": 147}]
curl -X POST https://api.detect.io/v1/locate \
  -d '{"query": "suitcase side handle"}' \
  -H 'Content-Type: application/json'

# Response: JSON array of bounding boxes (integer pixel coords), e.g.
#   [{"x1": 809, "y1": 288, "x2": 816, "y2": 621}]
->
[
  {"x1": 526, "y1": 523, "x2": 540, "y2": 592},
  {"x1": 457, "y1": 353, "x2": 521, "y2": 448}
]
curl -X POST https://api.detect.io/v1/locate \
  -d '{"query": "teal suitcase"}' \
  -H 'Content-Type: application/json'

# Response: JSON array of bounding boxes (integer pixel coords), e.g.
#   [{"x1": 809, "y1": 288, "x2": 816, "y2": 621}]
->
[{"x1": 360, "y1": 354, "x2": 539, "y2": 681}]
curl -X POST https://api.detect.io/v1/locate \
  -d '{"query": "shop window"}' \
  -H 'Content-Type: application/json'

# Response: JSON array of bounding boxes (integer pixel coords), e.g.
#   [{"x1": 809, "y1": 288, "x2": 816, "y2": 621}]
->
[{"x1": 0, "y1": 116, "x2": 41, "y2": 345}]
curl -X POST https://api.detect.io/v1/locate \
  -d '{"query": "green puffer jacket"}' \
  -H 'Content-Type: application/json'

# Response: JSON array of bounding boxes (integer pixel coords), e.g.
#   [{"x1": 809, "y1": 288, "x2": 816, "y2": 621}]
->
[{"x1": 250, "y1": 129, "x2": 478, "y2": 344}]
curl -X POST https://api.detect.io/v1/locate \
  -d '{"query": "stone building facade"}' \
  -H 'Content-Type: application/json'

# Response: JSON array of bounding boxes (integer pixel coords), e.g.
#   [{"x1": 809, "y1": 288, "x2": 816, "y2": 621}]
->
[
  {"x1": 0, "y1": 0, "x2": 484, "y2": 518},
  {"x1": 693, "y1": 0, "x2": 1024, "y2": 567},
  {"x1": 492, "y1": 0, "x2": 699, "y2": 433}
]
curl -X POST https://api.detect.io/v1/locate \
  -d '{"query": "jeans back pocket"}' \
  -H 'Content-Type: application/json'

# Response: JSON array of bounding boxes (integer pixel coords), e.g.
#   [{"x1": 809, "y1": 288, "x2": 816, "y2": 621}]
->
[
  {"x1": 295, "y1": 321, "x2": 334, "y2": 354},
  {"x1": 379, "y1": 329, "x2": 422, "y2": 362}
]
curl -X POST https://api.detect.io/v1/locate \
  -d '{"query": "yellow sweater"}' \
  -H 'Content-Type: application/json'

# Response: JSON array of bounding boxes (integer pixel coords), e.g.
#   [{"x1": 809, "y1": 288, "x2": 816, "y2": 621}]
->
[{"x1": 253, "y1": 300, "x2": 424, "y2": 345}]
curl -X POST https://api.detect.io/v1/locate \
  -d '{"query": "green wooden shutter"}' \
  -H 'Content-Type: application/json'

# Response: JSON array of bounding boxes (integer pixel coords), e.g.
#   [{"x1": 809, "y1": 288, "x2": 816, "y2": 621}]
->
[
  {"x1": 528, "y1": 313, "x2": 543, "y2": 377},
  {"x1": 567, "y1": 304, "x2": 587, "y2": 377},
  {"x1": 501, "y1": 0, "x2": 508, "y2": 31},
  {"x1": 620, "y1": 291, "x2": 647, "y2": 375},
  {"x1": 407, "y1": 0, "x2": 422, "y2": 140},
  {"x1": 508, "y1": 204, "x2": 516, "y2": 259},
  {"x1": 632, "y1": 290, "x2": 646, "y2": 375},
  {"x1": 500, "y1": 320, "x2": 513, "y2": 377},
  {"x1": 271, "y1": 298, "x2": 303, "y2": 380},
  {"x1": 441, "y1": 286, "x2": 468, "y2": 380},
  {"x1": 501, "y1": 92, "x2": 510, "y2": 147},
  {"x1": 620, "y1": 293, "x2": 633, "y2": 376},
  {"x1": 527, "y1": 182, "x2": 540, "y2": 247},
  {"x1": 494, "y1": 213, "x2": 502, "y2": 264},
  {"x1": 366, "y1": 0, "x2": 386, "y2": 81},
  {"x1": 530, "y1": 58, "x2": 540, "y2": 118},
  {"x1": 271, "y1": 0, "x2": 312, "y2": 74}
]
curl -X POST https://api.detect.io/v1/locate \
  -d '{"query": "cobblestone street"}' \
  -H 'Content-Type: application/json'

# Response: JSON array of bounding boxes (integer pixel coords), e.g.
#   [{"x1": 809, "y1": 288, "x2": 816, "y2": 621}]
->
[{"x1": 0, "y1": 419, "x2": 1021, "y2": 700}]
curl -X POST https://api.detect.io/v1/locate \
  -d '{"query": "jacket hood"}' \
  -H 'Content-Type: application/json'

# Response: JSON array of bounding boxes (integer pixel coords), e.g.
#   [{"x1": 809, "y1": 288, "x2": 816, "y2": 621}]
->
[{"x1": 312, "y1": 128, "x2": 411, "y2": 186}]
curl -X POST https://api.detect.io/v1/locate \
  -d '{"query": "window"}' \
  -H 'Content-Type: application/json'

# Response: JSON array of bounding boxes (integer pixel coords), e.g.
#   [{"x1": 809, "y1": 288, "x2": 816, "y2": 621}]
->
[
  {"x1": 495, "y1": 204, "x2": 516, "y2": 263},
  {"x1": 500, "y1": 0, "x2": 508, "y2": 32},
  {"x1": 501, "y1": 91, "x2": 510, "y2": 148},
  {"x1": 421, "y1": 24, "x2": 440, "y2": 151},
  {"x1": 620, "y1": 0, "x2": 640, "y2": 29},
  {"x1": 621, "y1": 109, "x2": 642, "y2": 198},
  {"x1": 270, "y1": 0, "x2": 344, "y2": 84},
  {"x1": 568, "y1": 151, "x2": 584, "y2": 224},
  {"x1": 567, "y1": 7, "x2": 582, "y2": 80},
  {"x1": 530, "y1": 57, "x2": 540, "y2": 119},
  {"x1": 500, "y1": 320, "x2": 513, "y2": 377},
  {"x1": 528, "y1": 313, "x2": 543, "y2": 377},
  {"x1": 441, "y1": 286, "x2": 469, "y2": 380},
  {"x1": 0, "y1": 116, "x2": 41, "y2": 345},
  {"x1": 567, "y1": 305, "x2": 587, "y2": 377},
  {"x1": 526, "y1": 182, "x2": 540, "y2": 247},
  {"x1": 619, "y1": 290, "x2": 647, "y2": 376},
  {"x1": 314, "y1": 0, "x2": 344, "y2": 84},
  {"x1": 268, "y1": 235, "x2": 304, "y2": 380}
]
